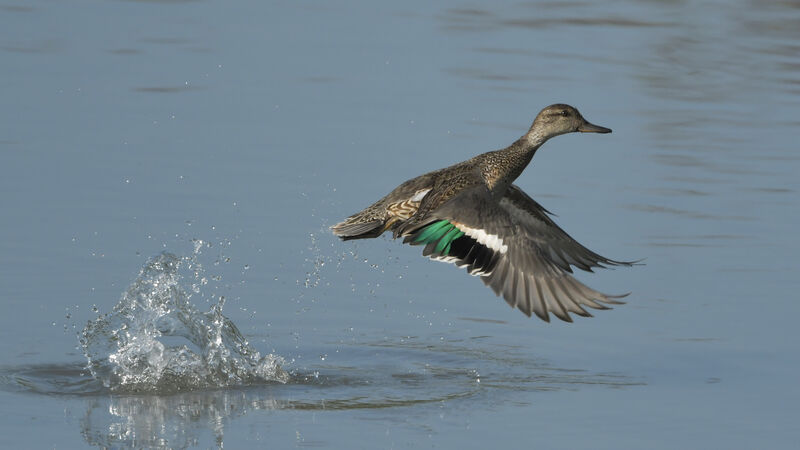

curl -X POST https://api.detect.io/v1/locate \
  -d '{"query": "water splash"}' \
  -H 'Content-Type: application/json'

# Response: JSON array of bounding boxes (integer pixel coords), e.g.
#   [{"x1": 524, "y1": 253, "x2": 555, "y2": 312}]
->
[{"x1": 80, "y1": 245, "x2": 288, "y2": 393}]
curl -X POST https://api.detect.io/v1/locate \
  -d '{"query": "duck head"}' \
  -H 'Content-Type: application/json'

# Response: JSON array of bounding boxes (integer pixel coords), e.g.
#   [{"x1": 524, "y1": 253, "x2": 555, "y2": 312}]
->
[{"x1": 526, "y1": 104, "x2": 611, "y2": 145}]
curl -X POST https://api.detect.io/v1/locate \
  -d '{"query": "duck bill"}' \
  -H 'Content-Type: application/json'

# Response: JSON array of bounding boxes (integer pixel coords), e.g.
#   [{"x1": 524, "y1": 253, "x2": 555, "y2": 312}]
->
[{"x1": 577, "y1": 121, "x2": 612, "y2": 133}]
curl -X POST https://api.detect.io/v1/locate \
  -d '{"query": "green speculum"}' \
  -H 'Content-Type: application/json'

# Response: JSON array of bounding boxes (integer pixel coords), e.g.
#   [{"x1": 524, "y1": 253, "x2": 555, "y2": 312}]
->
[{"x1": 414, "y1": 220, "x2": 465, "y2": 256}]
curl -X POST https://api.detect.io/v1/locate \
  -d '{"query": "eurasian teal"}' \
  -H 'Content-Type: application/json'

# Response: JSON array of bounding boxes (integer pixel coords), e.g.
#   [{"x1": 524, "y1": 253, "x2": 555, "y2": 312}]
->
[{"x1": 332, "y1": 104, "x2": 633, "y2": 322}]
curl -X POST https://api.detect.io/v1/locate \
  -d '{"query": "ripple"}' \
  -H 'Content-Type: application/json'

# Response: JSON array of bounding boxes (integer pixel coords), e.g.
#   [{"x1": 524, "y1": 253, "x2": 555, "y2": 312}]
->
[
  {"x1": 133, "y1": 85, "x2": 200, "y2": 94},
  {"x1": 0, "y1": 5, "x2": 34, "y2": 13},
  {"x1": 1, "y1": 338, "x2": 643, "y2": 403},
  {"x1": 627, "y1": 204, "x2": 755, "y2": 221},
  {"x1": 1, "y1": 332, "x2": 643, "y2": 447},
  {"x1": 108, "y1": 48, "x2": 143, "y2": 55}
]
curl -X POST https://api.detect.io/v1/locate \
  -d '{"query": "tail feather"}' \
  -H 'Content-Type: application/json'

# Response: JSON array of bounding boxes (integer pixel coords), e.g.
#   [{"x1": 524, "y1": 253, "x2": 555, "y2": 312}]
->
[{"x1": 331, "y1": 219, "x2": 386, "y2": 241}]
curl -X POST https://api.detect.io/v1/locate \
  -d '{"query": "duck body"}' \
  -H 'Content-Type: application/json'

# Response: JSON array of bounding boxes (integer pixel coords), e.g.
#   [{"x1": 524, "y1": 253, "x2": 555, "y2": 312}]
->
[
  {"x1": 333, "y1": 137, "x2": 534, "y2": 239},
  {"x1": 332, "y1": 104, "x2": 633, "y2": 322}
]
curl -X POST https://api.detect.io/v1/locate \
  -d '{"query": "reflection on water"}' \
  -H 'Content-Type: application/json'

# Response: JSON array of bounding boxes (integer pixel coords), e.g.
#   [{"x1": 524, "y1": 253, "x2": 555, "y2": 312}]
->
[
  {"x1": 79, "y1": 390, "x2": 282, "y2": 449},
  {"x1": 2, "y1": 336, "x2": 643, "y2": 448}
]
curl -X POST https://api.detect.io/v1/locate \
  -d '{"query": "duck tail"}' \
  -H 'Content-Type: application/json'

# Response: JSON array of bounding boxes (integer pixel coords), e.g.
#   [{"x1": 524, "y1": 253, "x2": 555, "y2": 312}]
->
[{"x1": 330, "y1": 218, "x2": 387, "y2": 241}]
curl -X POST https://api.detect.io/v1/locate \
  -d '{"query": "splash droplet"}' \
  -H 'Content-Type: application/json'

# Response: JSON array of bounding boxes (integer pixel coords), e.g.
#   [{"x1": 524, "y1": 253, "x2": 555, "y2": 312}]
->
[{"x1": 80, "y1": 252, "x2": 288, "y2": 393}]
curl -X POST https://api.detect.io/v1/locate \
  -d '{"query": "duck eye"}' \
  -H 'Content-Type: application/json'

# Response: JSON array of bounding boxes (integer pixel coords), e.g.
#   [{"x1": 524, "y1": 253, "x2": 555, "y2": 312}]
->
[{"x1": 560, "y1": 110, "x2": 569, "y2": 117}]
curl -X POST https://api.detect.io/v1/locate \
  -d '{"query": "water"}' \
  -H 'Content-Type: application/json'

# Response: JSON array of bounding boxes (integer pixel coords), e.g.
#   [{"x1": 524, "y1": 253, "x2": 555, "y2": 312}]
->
[
  {"x1": 1, "y1": 0, "x2": 799, "y2": 448},
  {"x1": 80, "y1": 243, "x2": 288, "y2": 392}
]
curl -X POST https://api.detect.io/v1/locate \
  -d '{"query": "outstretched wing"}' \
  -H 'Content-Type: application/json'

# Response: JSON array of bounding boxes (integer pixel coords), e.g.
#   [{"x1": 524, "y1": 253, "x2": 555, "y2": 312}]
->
[
  {"x1": 403, "y1": 185, "x2": 632, "y2": 322},
  {"x1": 501, "y1": 184, "x2": 633, "y2": 273}
]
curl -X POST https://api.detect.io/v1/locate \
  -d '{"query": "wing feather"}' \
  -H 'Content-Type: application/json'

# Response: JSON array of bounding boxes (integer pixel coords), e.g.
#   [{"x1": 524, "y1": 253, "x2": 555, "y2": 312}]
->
[
  {"x1": 403, "y1": 185, "x2": 630, "y2": 322},
  {"x1": 501, "y1": 184, "x2": 636, "y2": 273}
]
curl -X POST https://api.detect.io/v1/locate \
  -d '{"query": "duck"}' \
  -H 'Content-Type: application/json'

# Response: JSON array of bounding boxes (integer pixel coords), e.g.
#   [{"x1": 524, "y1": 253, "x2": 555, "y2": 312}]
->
[{"x1": 331, "y1": 104, "x2": 633, "y2": 322}]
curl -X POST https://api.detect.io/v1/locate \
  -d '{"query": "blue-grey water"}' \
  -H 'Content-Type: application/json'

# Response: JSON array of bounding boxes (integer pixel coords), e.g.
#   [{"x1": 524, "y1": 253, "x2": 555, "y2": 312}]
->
[{"x1": 2, "y1": 0, "x2": 799, "y2": 448}]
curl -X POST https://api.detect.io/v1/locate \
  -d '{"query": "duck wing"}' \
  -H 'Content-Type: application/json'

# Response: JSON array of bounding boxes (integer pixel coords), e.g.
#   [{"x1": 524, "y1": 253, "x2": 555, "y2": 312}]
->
[
  {"x1": 502, "y1": 184, "x2": 634, "y2": 273},
  {"x1": 402, "y1": 185, "x2": 630, "y2": 322}
]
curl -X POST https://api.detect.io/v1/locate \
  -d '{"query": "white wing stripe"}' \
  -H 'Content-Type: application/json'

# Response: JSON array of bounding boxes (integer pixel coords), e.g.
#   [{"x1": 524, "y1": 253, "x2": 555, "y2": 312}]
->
[
  {"x1": 431, "y1": 255, "x2": 494, "y2": 277},
  {"x1": 452, "y1": 222, "x2": 508, "y2": 254}
]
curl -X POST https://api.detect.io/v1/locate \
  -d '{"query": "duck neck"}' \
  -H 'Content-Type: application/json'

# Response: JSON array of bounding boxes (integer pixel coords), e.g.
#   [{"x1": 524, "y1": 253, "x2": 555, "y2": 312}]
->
[
  {"x1": 484, "y1": 134, "x2": 546, "y2": 193},
  {"x1": 524, "y1": 127, "x2": 550, "y2": 149}
]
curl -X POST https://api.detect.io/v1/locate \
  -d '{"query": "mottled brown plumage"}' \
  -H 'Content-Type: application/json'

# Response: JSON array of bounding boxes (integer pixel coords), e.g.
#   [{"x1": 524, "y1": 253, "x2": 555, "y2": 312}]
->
[{"x1": 332, "y1": 104, "x2": 634, "y2": 322}]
